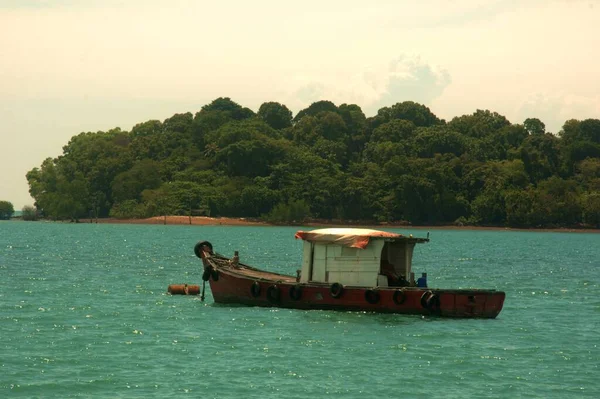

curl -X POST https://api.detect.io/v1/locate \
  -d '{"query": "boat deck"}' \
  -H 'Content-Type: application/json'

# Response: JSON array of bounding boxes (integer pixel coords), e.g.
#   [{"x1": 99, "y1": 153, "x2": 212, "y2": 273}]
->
[{"x1": 208, "y1": 255, "x2": 297, "y2": 283}]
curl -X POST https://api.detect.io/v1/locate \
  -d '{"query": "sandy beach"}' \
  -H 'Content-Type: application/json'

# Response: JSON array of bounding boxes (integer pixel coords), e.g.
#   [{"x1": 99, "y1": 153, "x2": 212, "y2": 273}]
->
[
  {"x1": 80, "y1": 215, "x2": 269, "y2": 226},
  {"x1": 77, "y1": 215, "x2": 600, "y2": 233}
]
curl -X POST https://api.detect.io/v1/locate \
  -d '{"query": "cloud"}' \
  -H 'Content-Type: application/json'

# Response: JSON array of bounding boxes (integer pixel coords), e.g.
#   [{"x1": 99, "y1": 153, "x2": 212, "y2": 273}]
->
[
  {"x1": 516, "y1": 93, "x2": 600, "y2": 134},
  {"x1": 286, "y1": 56, "x2": 452, "y2": 116},
  {"x1": 368, "y1": 57, "x2": 451, "y2": 113},
  {"x1": 294, "y1": 83, "x2": 326, "y2": 104}
]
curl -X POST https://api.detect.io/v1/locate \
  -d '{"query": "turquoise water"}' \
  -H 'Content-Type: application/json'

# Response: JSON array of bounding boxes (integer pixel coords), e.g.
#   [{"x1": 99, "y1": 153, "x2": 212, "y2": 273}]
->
[{"x1": 1, "y1": 222, "x2": 598, "y2": 398}]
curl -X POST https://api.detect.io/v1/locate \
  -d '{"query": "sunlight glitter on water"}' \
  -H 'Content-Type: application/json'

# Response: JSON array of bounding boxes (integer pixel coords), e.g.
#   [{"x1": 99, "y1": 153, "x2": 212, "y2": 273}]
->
[{"x1": 0, "y1": 222, "x2": 598, "y2": 398}]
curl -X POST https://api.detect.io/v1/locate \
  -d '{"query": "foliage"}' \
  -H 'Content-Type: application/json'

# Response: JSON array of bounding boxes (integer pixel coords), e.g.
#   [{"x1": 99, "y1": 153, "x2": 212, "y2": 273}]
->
[
  {"x1": 258, "y1": 102, "x2": 293, "y2": 130},
  {"x1": 263, "y1": 199, "x2": 311, "y2": 224},
  {"x1": 21, "y1": 205, "x2": 38, "y2": 221},
  {"x1": 111, "y1": 160, "x2": 162, "y2": 203},
  {"x1": 24, "y1": 97, "x2": 600, "y2": 228},
  {"x1": 582, "y1": 192, "x2": 600, "y2": 228},
  {"x1": 0, "y1": 201, "x2": 14, "y2": 219},
  {"x1": 293, "y1": 100, "x2": 338, "y2": 122},
  {"x1": 376, "y1": 101, "x2": 441, "y2": 127}
]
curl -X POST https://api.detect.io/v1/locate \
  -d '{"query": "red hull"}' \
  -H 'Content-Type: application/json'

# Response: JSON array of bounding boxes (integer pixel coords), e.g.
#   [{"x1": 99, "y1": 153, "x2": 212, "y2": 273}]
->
[{"x1": 208, "y1": 268, "x2": 505, "y2": 319}]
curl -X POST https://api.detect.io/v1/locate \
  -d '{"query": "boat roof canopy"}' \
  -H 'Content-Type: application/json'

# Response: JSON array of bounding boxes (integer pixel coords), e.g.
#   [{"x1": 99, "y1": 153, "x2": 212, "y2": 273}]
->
[{"x1": 294, "y1": 228, "x2": 428, "y2": 249}]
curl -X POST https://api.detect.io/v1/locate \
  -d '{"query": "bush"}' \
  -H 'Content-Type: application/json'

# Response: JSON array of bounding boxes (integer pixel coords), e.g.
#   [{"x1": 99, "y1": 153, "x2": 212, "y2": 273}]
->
[
  {"x1": 109, "y1": 200, "x2": 150, "y2": 219},
  {"x1": 263, "y1": 200, "x2": 311, "y2": 224},
  {"x1": 21, "y1": 205, "x2": 38, "y2": 221}
]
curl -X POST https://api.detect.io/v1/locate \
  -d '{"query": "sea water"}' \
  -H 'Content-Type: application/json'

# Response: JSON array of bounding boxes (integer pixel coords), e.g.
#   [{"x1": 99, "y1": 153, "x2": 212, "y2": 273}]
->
[{"x1": 1, "y1": 222, "x2": 598, "y2": 398}]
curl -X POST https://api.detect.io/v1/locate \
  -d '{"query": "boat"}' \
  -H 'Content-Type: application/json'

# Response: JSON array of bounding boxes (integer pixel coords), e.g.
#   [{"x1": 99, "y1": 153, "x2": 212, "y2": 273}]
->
[{"x1": 194, "y1": 228, "x2": 505, "y2": 318}]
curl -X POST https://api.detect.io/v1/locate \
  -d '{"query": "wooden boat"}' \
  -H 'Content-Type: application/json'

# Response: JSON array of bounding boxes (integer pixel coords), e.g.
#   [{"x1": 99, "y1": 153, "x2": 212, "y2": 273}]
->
[{"x1": 195, "y1": 228, "x2": 505, "y2": 318}]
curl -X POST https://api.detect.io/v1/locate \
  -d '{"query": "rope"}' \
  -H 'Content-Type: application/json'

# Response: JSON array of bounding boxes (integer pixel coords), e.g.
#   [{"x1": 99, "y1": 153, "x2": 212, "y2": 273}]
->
[{"x1": 201, "y1": 279, "x2": 206, "y2": 301}]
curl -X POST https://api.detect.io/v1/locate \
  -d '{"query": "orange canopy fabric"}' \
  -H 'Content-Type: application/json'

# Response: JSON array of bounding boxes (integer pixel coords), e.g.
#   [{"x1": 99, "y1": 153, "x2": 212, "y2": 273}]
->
[{"x1": 294, "y1": 228, "x2": 403, "y2": 249}]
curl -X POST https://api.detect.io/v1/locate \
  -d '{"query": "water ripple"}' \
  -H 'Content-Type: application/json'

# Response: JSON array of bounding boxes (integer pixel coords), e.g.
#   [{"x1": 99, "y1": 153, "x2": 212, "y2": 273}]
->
[{"x1": 0, "y1": 222, "x2": 598, "y2": 398}]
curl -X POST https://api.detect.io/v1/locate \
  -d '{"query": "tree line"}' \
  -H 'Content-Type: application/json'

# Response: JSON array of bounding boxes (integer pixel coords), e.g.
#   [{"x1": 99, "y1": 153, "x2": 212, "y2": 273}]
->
[
  {"x1": 0, "y1": 201, "x2": 38, "y2": 220},
  {"x1": 24, "y1": 98, "x2": 600, "y2": 228}
]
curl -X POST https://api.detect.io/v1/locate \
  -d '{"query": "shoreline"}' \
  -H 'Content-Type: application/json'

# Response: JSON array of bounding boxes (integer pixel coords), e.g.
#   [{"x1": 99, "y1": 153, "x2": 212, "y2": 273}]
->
[{"x1": 75, "y1": 216, "x2": 600, "y2": 233}]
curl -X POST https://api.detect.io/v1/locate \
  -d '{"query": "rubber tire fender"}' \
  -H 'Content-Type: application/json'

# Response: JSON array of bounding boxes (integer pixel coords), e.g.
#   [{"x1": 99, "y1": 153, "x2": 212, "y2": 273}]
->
[
  {"x1": 420, "y1": 291, "x2": 433, "y2": 309},
  {"x1": 330, "y1": 283, "x2": 344, "y2": 299},
  {"x1": 250, "y1": 281, "x2": 261, "y2": 297},
  {"x1": 266, "y1": 285, "x2": 281, "y2": 303},
  {"x1": 365, "y1": 289, "x2": 380, "y2": 304},
  {"x1": 211, "y1": 269, "x2": 219, "y2": 282},
  {"x1": 194, "y1": 241, "x2": 213, "y2": 258},
  {"x1": 202, "y1": 268, "x2": 212, "y2": 282},
  {"x1": 426, "y1": 292, "x2": 441, "y2": 311},
  {"x1": 289, "y1": 285, "x2": 302, "y2": 301},
  {"x1": 393, "y1": 289, "x2": 406, "y2": 305}
]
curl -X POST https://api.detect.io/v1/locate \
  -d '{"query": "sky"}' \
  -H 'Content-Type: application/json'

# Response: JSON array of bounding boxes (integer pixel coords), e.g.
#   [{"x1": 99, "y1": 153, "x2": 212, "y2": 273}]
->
[{"x1": 1, "y1": 0, "x2": 599, "y2": 209}]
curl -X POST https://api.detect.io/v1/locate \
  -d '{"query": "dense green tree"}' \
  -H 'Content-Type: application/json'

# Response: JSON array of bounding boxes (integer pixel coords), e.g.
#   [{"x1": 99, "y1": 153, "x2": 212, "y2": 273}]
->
[
  {"x1": 26, "y1": 158, "x2": 90, "y2": 220},
  {"x1": 163, "y1": 112, "x2": 193, "y2": 134},
  {"x1": 582, "y1": 192, "x2": 600, "y2": 227},
  {"x1": 363, "y1": 141, "x2": 407, "y2": 165},
  {"x1": 499, "y1": 124, "x2": 530, "y2": 149},
  {"x1": 575, "y1": 158, "x2": 600, "y2": 191},
  {"x1": 266, "y1": 147, "x2": 344, "y2": 218},
  {"x1": 558, "y1": 118, "x2": 600, "y2": 146},
  {"x1": 59, "y1": 129, "x2": 132, "y2": 216},
  {"x1": 471, "y1": 189, "x2": 506, "y2": 225},
  {"x1": 190, "y1": 109, "x2": 233, "y2": 150},
  {"x1": 413, "y1": 126, "x2": 469, "y2": 158},
  {"x1": 462, "y1": 160, "x2": 529, "y2": 202},
  {"x1": 258, "y1": 102, "x2": 293, "y2": 130},
  {"x1": 239, "y1": 183, "x2": 280, "y2": 217},
  {"x1": 293, "y1": 100, "x2": 338, "y2": 122},
  {"x1": 338, "y1": 103, "x2": 368, "y2": 154},
  {"x1": 0, "y1": 201, "x2": 14, "y2": 219},
  {"x1": 207, "y1": 119, "x2": 281, "y2": 148},
  {"x1": 449, "y1": 110, "x2": 510, "y2": 138},
  {"x1": 109, "y1": 199, "x2": 148, "y2": 219},
  {"x1": 377, "y1": 101, "x2": 441, "y2": 127},
  {"x1": 524, "y1": 118, "x2": 546, "y2": 135},
  {"x1": 24, "y1": 97, "x2": 600, "y2": 228},
  {"x1": 559, "y1": 119, "x2": 580, "y2": 145},
  {"x1": 517, "y1": 133, "x2": 561, "y2": 183},
  {"x1": 341, "y1": 162, "x2": 388, "y2": 221},
  {"x1": 215, "y1": 139, "x2": 286, "y2": 177},
  {"x1": 564, "y1": 140, "x2": 600, "y2": 164},
  {"x1": 579, "y1": 119, "x2": 600, "y2": 143},
  {"x1": 264, "y1": 199, "x2": 311, "y2": 224},
  {"x1": 370, "y1": 120, "x2": 416, "y2": 143},
  {"x1": 201, "y1": 97, "x2": 255, "y2": 120},
  {"x1": 130, "y1": 120, "x2": 163, "y2": 138},
  {"x1": 533, "y1": 177, "x2": 582, "y2": 226},
  {"x1": 111, "y1": 160, "x2": 162, "y2": 203},
  {"x1": 504, "y1": 188, "x2": 535, "y2": 227}
]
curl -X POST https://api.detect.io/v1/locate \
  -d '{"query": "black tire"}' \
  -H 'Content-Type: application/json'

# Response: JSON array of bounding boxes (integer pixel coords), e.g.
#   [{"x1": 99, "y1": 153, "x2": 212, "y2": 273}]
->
[
  {"x1": 250, "y1": 281, "x2": 261, "y2": 297},
  {"x1": 211, "y1": 269, "x2": 219, "y2": 282},
  {"x1": 202, "y1": 268, "x2": 211, "y2": 281},
  {"x1": 420, "y1": 291, "x2": 433, "y2": 309},
  {"x1": 330, "y1": 283, "x2": 344, "y2": 299},
  {"x1": 365, "y1": 289, "x2": 380, "y2": 304},
  {"x1": 426, "y1": 293, "x2": 441, "y2": 312},
  {"x1": 194, "y1": 241, "x2": 213, "y2": 258},
  {"x1": 393, "y1": 289, "x2": 406, "y2": 305},
  {"x1": 289, "y1": 285, "x2": 302, "y2": 301},
  {"x1": 266, "y1": 285, "x2": 281, "y2": 303}
]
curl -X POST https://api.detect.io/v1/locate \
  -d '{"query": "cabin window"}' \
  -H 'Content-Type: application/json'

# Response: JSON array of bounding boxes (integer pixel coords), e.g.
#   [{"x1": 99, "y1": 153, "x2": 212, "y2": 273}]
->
[{"x1": 341, "y1": 247, "x2": 358, "y2": 257}]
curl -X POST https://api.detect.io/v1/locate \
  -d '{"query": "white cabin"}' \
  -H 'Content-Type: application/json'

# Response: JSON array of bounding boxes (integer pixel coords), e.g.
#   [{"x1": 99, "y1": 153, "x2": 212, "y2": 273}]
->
[{"x1": 295, "y1": 228, "x2": 428, "y2": 287}]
